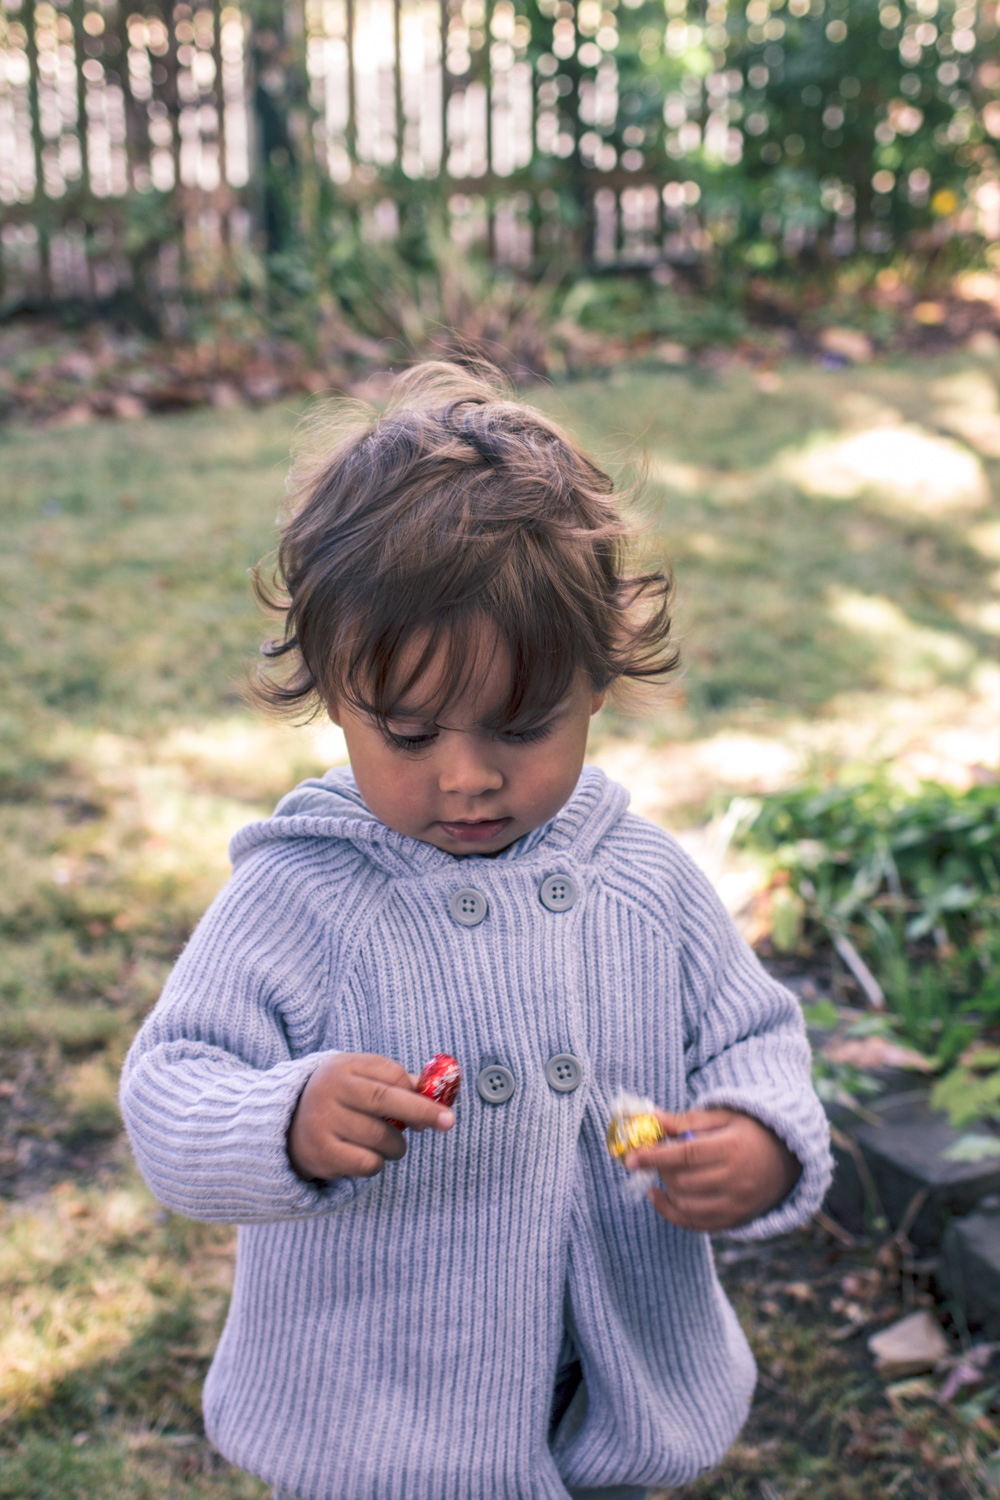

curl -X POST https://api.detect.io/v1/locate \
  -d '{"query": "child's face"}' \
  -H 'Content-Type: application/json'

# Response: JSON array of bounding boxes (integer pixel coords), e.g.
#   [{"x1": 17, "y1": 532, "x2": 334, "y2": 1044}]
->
[{"x1": 328, "y1": 629, "x2": 605, "y2": 857}]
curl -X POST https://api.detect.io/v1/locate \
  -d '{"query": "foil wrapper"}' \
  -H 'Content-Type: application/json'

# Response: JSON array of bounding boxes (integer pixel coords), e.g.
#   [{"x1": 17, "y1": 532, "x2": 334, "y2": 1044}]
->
[
  {"x1": 606, "y1": 1091, "x2": 664, "y2": 1197},
  {"x1": 605, "y1": 1092, "x2": 696, "y2": 1200},
  {"x1": 606, "y1": 1091, "x2": 664, "y2": 1159},
  {"x1": 385, "y1": 1053, "x2": 460, "y2": 1130},
  {"x1": 416, "y1": 1052, "x2": 461, "y2": 1108},
  {"x1": 606, "y1": 1111, "x2": 665, "y2": 1161}
]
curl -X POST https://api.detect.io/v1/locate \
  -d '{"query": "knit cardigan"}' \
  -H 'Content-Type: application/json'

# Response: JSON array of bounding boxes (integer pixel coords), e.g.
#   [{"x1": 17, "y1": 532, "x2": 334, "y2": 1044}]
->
[{"x1": 120, "y1": 765, "x2": 832, "y2": 1500}]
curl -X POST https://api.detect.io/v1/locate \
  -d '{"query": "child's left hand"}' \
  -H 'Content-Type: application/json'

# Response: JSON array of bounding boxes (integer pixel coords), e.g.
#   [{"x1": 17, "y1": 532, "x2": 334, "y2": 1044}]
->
[{"x1": 624, "y1": 1107, "x2": 802, "y2": 1232}]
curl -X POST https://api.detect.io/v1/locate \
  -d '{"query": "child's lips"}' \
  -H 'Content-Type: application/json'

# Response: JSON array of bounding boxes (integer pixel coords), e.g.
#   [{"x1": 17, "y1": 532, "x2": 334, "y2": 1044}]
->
[{"x1": 439, "y1": 817, "x2": 510, "y2": 842}]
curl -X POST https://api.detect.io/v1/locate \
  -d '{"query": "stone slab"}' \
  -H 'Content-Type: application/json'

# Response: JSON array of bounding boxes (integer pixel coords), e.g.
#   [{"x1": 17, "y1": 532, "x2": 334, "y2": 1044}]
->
[
  {"x1": 942, "y1": 1200, "x2": 1000, "y2": 1338},
  {"x1": 823, "y1": 1089, "x2": 1000, "y2": 1248},
  {"x1": 868, "y1": 1309, "x2": 950, "y2": 1378}
]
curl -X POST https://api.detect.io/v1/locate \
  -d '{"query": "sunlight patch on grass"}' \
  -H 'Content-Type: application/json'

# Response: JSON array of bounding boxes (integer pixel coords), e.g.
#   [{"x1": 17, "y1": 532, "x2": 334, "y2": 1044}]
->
[
  {"x1": 781, "y1": 425, "x2": 989, "y2": 513},
  {"x1": 2, "y1": 1184, "x2": 164, "y2": 1423},
  {"x1": 158, "y1": 719, "x2": 348, "y2": 802},
  {"x1": 828, "y1": 590, "x2": 976, "y2": 690},
  {"x1": 969, "y1": 520, "x2": 1000, "y2": 561},
  {"x1": 645, "y1": 455, "x2": 711, "y2": 494},
  {"x1": 0, "y1": 1175, "x2": 236, "y2": 1422},
  {"x1": 931, "y1": 368, "x2": 1000, "y2": 459},
  {"x1": 590, "y1": 728, "x2": 800, "y2": 822},
  {"x1": 40, "y1": 716, "x2": 349, "y2": 931},
  {"x1": 955, "y1": 598, "x2": 1000, "y2": 635}
]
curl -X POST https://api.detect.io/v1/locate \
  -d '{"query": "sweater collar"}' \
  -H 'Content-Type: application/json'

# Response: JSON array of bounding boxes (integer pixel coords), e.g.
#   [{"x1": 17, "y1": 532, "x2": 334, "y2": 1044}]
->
[{"x1": 230, "y1": 764, "x2": 629, "y2": 877}]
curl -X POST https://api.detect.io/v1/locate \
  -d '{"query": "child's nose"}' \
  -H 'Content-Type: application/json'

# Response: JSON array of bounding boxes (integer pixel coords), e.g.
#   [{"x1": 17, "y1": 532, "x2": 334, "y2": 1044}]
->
[{"x1": 437, "y1": 737, "x2": 503, "y2": 796}]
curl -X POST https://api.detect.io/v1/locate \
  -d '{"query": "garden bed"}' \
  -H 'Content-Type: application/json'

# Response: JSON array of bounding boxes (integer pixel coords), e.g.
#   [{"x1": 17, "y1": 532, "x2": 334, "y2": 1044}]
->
[{"x1": 2, "y1": 357, "x2": 999, "y2": 1496}]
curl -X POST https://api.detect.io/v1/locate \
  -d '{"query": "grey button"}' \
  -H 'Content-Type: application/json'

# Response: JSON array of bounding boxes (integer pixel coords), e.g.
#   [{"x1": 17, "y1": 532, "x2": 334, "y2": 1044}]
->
[
  {"x1": 545, "y1": 1054, "x2": 583, "y2": 1093},
  {"x1": 476, "y1": 1065, "x2": 515, "y2": 1104},
  {"x1": 450, "y1": 887, "x2": 488, "y2": 927},
  {"x1": 539, "y1": 873, "x2": 578, "y2": 912}
]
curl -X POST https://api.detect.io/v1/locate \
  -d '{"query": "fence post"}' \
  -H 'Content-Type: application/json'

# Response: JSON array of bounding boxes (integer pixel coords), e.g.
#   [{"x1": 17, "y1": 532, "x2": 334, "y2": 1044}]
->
[{"x1": 23, "y1": 0, "x2": 52, "y2": 300}]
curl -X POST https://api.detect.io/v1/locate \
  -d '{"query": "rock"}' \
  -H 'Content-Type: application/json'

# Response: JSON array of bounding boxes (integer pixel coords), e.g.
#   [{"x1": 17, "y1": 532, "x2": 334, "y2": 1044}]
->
[
  {"x1": 210, "y1": 380, "x2": 242, "y2": 408},
  {"x1": 868, "y1": 1309, "x2": 949, "y2": 1378},
  {"x1": 818, "y1": 326, "x2": 873, "y2": 363},
  {"x1": 49, "y1": 401, "x2": 93, "y2": 427},
  {"x1": 110, "y1": 392, "x2": 146, "y2": 420},
  {"x1": 653, "y1": 340, "x2": 688, "y2": 365},
  {"x1": 243, "y1": 372, "x2": 283, "y2": 404},
  {"x1": 823, "y1": 1089, "x2": 1000, "y2": 1247},
  {"x1": 55, "y1": 349, "x2": 97, "y2": 381},
  {"x1": 942, "y1": 1199, "x2": 1000, "y2": 1338}
]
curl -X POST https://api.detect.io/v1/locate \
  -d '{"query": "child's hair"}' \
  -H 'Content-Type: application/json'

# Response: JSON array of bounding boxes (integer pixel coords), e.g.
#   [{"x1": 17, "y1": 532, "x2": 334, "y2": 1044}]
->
[{"x1": 250, "y1": 361, "x2": 679, "y2": 729}]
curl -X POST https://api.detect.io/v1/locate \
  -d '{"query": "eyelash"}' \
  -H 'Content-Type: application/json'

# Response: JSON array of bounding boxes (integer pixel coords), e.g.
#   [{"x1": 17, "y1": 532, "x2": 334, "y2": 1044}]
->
[{"x1": 384, "y1": 722, "x2": 555, "y2": 754}]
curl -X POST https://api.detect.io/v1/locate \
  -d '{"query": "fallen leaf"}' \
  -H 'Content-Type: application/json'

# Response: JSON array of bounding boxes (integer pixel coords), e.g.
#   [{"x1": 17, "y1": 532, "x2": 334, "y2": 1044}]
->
[
  {"x1": 822, "y1": 1035, "x2": 936, "y2": 1072},
  {"x1": 942, "y1": 1134, "x2": 1000, "y2": 1163},
  {"x1": 937, "y1": 1343, "x2": 1000, "y2": 1403}
]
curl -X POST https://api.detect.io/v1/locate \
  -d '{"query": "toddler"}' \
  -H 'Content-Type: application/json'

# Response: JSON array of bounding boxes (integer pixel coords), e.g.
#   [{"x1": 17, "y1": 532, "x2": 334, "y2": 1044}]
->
[{"x1": 121, "y1": 362, "x2": 832, "y2": 1500}]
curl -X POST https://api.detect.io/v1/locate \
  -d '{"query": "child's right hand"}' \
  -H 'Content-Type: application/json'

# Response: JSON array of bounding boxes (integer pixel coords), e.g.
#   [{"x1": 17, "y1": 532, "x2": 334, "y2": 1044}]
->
[{"x1": 287, "y1": 1052, "x2": 455, "y2": 1182}]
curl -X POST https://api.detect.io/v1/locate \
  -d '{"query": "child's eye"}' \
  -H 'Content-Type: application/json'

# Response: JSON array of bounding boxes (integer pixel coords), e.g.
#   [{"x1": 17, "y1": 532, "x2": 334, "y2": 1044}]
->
[
  {"x1": 501, "y1": 722, "x2": 554, "y2": 745},
  {"x1": 384, "y1": 731, "x2": 436, "y2": 753},
  {"x1": 382, "y1": 722, "x2": 554, "y2": 752}
]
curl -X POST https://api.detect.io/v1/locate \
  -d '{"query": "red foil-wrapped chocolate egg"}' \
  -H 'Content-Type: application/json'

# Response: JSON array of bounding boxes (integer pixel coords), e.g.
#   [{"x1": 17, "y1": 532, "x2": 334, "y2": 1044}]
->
[
  {"x1": 416, "y1": 1052, "x2": 461, "y2": 1108},
  {"x1": 385, "y1": 1053, "x2": 460, "y2": 1129}
]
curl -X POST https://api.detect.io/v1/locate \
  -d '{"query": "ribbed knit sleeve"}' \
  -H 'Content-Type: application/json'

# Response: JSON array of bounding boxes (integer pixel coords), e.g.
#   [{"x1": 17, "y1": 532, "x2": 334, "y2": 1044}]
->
[
  {"x1": 120, "y1": 846, "x2": 367, "y2": 1223},
  {"x1": 674, "y1": 854, "x2": 833, "y2": 1242}
]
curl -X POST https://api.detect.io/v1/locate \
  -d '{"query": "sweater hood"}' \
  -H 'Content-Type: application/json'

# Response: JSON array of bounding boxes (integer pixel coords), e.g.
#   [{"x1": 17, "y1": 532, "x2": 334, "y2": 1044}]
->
[{"x1": 229, "y1": 764, "x2": 629, "y2": 877}]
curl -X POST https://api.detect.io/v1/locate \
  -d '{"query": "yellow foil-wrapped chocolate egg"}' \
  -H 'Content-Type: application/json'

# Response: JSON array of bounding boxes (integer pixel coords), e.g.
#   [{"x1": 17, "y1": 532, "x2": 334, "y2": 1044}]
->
[{"x1": 606, "y1": 1111, "x2": 664, "y2": 1163}]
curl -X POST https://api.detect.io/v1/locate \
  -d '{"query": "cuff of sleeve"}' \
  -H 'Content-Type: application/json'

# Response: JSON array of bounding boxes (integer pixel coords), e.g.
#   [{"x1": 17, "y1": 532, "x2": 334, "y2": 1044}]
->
[
  {"x1": 123, "y1": 1045, "x2": 375, "y2": 1223},
  {"x1": 262, "y1": 1052, "x2": 368, "y2": 1218},
  {"x1": 692, "y1": 1087, "x2": 833, "y2": 1242}
]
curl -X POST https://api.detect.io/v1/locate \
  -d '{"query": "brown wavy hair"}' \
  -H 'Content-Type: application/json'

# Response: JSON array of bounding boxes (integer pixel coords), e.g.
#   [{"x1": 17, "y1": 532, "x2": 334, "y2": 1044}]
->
[{"x1": 249, "y1": 361, "x2": 679, "y2": 729}]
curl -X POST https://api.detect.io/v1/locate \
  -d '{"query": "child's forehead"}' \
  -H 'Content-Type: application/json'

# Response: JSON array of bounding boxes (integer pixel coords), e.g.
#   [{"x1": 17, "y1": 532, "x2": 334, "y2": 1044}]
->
[
  {"x1": 350, "y1": 616, "x2": 578, "y2": 725},
  {"x1": 388, "y1": 623, "x2": 511, "y2": 715}
]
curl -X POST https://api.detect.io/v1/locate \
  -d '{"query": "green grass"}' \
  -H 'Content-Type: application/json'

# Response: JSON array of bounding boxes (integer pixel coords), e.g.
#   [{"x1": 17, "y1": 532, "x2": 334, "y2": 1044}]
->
[
  {"x1": 1, "y1": 353, "x2": 999, "y2": 1495},
  {"x1": 533, "y1": 357, "x2": 1000, "y2": 725}
]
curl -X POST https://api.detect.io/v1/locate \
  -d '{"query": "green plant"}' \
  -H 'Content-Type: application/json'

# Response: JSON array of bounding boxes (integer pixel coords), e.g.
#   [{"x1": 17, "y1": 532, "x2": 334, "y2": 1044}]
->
[
  {"x1": 931, "y1": 1047, "x2": 1000, "y2": 1129},
  {"x1": 738, "y1": 774, "x2": 1000, "y2": 1124}
]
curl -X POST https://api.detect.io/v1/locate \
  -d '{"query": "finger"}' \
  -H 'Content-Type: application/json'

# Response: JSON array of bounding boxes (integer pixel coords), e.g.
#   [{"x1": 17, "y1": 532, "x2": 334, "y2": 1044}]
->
[
  {"x1": 647, "y1": 1185, "x2": 737, "y2": 1232},
  {"x1": 377, "y1": 1086, "x2": 455, "y2": 1132},
  {"x1": 348, "y1": 1061, "x2": 456, "y2": 1132},
  {"x1": 337, "y1": 1109, "x2": 410, "y2": 1160},
  {"x1": 338, "y1": 1071, "x2": 451, "y2": 1131},
  {"x1": 626, "y1": 1133, "x2": 728, "y2": 1174},
  {"x1": 648, "y1": 1163, "x2": 736, "y2": 1198},
  {"x1": 651, "y1": 1107, "x2": 737, "y2": 1136},
  {"x1": 330, "y1": 1143, "x2": 387, "y2": 1179},
  {"x1": 647, "y1": 1185, "x2": 707, "y2": 1230},
  {"x1": 384, "y1": 1090, "x2": 455, "y2": 1133},
  {"x1": 650, "y1": 1176, "x2": 743, "y2": 1224},
  {"x1": 349, "y1": 1054, "x2": 418, "y2": 1090}
]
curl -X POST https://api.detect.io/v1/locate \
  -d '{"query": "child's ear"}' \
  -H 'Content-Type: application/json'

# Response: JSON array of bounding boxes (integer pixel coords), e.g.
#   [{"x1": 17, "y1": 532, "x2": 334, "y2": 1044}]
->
[
  {"x1": 590, "y1": 689, "x2": 606, "y2": 716},
  {"x1": 326, "y1": 696, "x2": 342, "y2": 728}
]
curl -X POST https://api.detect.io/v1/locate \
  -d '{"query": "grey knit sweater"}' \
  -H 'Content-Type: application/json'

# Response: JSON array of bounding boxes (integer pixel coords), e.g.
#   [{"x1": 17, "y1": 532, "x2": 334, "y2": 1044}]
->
[{"x1": 120, "y1": 765, "x2": 832, "y2": 1500}]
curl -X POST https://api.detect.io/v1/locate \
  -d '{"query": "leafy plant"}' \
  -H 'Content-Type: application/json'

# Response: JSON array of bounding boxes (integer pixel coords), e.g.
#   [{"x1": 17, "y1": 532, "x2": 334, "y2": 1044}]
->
[
  {"x1": 738, "y1": 774, "x2": 1000, "y2": 1125},
  {"x1": 932, "y1": 1047, "x2": 1000, "y2": 1129}
]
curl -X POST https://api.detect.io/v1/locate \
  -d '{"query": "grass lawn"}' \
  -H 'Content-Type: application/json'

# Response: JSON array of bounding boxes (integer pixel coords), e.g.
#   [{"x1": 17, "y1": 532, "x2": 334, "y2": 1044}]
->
[{"x1": 1, "y1": 352, "x2": 999, "y2": 1498}]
